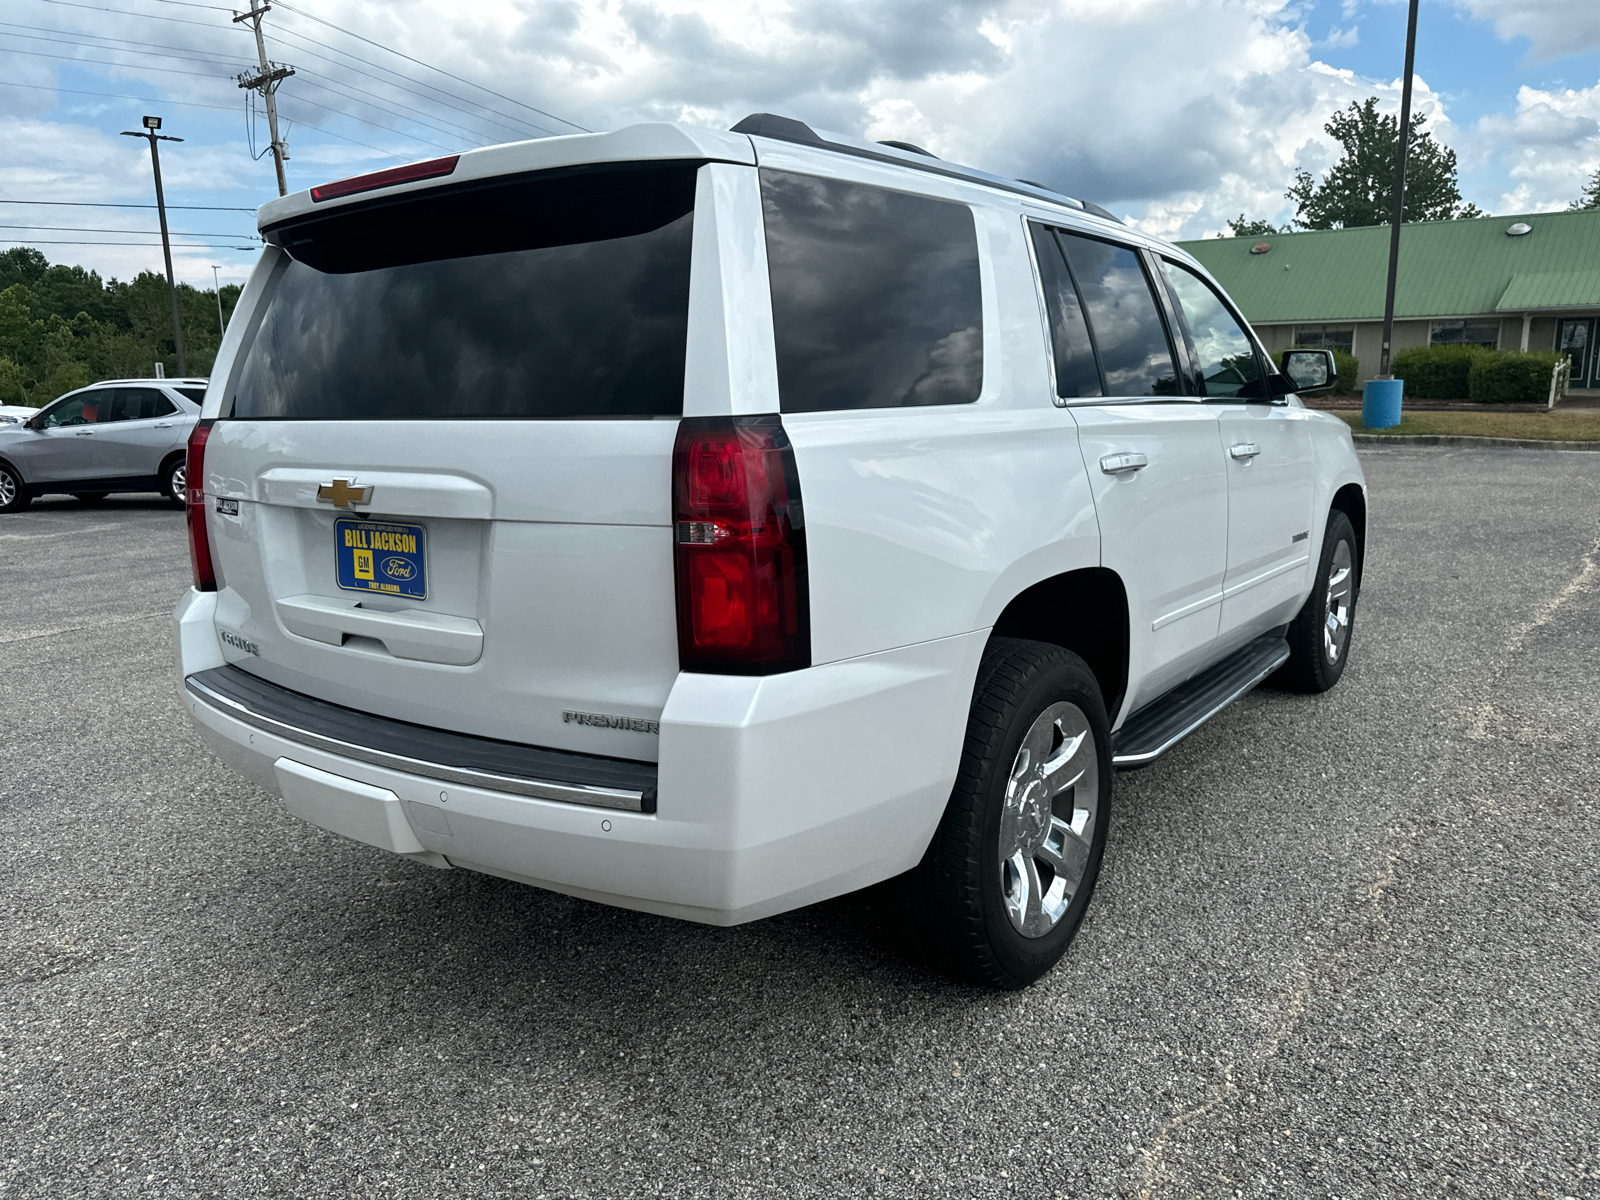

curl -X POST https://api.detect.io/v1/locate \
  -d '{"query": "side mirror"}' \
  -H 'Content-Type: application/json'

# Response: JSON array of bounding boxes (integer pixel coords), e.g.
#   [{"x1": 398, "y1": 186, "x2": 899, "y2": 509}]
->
[{"x1": 1278, "y1": 349, "x2": 1336, "y2": 394}]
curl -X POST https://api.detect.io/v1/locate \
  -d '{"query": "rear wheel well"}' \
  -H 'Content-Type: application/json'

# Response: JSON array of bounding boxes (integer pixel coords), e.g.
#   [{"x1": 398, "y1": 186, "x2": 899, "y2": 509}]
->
[
  {"x1": 989, "y1": 568, "x2": 1130, "y2": 723},
  {"x1": 158, "y1": 450, "x2": 185, "y2": 492},
  {"x1": 1330, "y1": 483, "x2": 1366, "y2": 596}
]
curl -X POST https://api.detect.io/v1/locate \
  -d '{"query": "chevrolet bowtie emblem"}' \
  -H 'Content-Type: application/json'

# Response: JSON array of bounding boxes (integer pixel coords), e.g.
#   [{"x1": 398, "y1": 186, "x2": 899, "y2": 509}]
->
[{"x1": 316, "y1": 479, "x2": 373, "y2": 508}]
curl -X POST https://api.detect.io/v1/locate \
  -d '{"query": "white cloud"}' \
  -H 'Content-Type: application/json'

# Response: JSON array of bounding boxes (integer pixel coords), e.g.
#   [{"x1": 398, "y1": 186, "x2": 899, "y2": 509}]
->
[
  {"x1": 1467, "y1": 83, "x2": 1600, "y2": 213},
  {"x1": 0, "y1": 0, "x2": 1508, "y2": 280},
  {"x1": 1453, "y1": 0, "x2": 1600, "y2": 62},
  {"x1": 1323, "y1": 25, "x2": 1359, "y2": 49}
]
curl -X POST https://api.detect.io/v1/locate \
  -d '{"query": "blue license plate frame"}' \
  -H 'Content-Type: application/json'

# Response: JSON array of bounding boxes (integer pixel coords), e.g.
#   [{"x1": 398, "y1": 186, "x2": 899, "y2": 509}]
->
[{"x1": 334, "y1": 517, "x2": 427, "y2": 600}]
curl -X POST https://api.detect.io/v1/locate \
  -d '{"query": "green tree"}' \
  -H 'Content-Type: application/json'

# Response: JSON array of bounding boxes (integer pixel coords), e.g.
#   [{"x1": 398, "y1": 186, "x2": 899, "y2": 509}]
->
[
  {"x1": 1222, "y1": 215, "x2": 1282, "y2": 237},
  {"x1": 1287, "y1": 98, "x2": 1483, "y2": 229},
  {"x1": 1570, "y1": 165, "x2": 1600, "y2": 211}
]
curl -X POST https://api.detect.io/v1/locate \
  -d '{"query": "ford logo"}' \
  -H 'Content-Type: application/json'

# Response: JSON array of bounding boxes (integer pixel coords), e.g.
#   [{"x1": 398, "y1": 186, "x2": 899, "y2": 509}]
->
[{"x1": 382, "y1": 556, "x2": 414, "y2": 580}]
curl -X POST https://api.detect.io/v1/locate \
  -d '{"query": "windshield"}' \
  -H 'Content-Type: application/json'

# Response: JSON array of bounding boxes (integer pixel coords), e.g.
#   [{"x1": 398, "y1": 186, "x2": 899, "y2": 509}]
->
[{"x1": 232, "y1": 161, "x2": 700, "y2": 420}]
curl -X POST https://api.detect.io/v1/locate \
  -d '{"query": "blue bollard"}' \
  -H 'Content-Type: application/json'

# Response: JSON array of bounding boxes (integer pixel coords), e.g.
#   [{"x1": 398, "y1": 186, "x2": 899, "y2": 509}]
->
[{"x1": 1362, "y1": 378, "x2": 1404, "y2": 429}]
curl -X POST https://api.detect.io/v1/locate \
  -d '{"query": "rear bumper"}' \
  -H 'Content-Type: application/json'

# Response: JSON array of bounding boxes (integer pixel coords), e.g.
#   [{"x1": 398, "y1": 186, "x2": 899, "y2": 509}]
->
[{"x1": 174, "y1": 588, "x2": 984, "y2": 925}]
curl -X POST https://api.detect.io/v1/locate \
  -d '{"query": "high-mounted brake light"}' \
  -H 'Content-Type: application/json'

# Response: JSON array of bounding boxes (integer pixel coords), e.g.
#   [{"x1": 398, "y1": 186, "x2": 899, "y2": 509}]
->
[
  {"x1": 309, "y1": 155, "x2": 460, "y2": 203},
  {"x1": 186, "y1": 419, "x2": 216, "y2": 592},
  {"x1": 672, "y1": 416, "x2": 810, "y2": 674}
]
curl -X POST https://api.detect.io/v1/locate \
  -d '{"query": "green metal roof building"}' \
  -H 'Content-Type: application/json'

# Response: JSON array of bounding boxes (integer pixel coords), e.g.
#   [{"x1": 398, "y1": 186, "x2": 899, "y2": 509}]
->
[{"x1": 1177, "y1": 208, "x2": 1600, "y2": 393}]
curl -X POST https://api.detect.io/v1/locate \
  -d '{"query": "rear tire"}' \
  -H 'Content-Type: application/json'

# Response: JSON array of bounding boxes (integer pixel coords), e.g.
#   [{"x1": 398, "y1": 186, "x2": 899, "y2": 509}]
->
[
  {"x1": 162, "y1": 457, "x2": 186, "y2": 509},
  {"x1": 1275, "y1": 509, "x2": 1357, "y2": 693},
  {"x1": 907, "y1": 637, "x2": 1112, "y2": 990},
  {"x1": 0, "y1": 462, "x2": 29, "y2": 513}
]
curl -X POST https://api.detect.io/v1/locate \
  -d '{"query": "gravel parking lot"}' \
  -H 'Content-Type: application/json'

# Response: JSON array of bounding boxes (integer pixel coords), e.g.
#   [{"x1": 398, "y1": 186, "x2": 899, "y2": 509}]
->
[{"x1": 3, "y1": 446, "x2": 1598, "y2": 1200}]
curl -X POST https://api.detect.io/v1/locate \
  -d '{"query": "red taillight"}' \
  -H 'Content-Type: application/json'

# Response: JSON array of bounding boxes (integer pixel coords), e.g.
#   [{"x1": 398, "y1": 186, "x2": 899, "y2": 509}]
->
[
  {"x1": 672, "y1": 416, "x2": 809, "y2": 674},
  {"x1": 309, "y1": 155, "x2": 460, "y2": 203},
  {"x1": 186, "y1": 420, "x2": 216, "y2": 592}
]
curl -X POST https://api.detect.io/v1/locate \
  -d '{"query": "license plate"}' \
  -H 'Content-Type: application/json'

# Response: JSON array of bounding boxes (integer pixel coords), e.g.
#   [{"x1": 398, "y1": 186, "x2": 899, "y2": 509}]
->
[{"x1": 334, "y1": 518, "x2": 427, "y2": 600}]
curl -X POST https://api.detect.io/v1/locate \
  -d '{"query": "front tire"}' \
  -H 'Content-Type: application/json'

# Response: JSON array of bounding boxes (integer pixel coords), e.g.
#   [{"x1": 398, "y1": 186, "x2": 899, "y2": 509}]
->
[
  {"x1": 0, "y1": 462, "x2": 28, "y2": 514},
  {"x1": 909, "y1": 638, "x2": 1112, "y2": 989},
  {"x1": 1276, "y1": 509, "x2": 1358, "y2": 693}
]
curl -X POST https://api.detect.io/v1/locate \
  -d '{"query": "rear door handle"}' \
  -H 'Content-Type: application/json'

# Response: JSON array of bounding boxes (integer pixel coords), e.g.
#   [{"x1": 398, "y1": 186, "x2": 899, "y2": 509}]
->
[
  {"x1": 1229, "y1": 442, "x2": 1261, "y2": 460},
  {"x1": 154, "y1": 422, "x2": 174, "y2": 428},
  {"x1": 74, "y1": 430, "x2": 95, "y2": 436},
  {"x1": 1099, "y1": 452, "x2": 1148, "y2": 475}
]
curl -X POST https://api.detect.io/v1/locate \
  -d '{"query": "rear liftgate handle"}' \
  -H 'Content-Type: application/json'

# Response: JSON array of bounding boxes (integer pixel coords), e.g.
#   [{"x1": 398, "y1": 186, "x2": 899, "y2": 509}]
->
[{"x1": 1230, "y1": 442, "x2": 1262, "y2": 460}]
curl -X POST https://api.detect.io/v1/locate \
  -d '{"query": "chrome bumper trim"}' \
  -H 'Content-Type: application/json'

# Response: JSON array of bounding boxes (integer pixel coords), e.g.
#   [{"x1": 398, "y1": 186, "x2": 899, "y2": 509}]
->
[{"x1": 185, "y1": 675, "x2": 649, "y2": 813}]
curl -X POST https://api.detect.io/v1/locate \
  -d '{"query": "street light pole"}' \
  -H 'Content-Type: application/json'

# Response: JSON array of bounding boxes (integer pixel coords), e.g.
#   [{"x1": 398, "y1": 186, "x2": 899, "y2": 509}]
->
[
  {"x1": 1378, "y1": 0, "x2": 1420, "y2": 378},
  {"x1": 121, "y1": 116, "x2": 188, "y2": 376}
]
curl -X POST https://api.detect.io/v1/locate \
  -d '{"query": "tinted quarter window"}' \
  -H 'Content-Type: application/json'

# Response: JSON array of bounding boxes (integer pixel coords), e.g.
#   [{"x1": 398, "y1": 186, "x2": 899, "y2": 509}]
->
[
  {"x1": 109, "y1": 389, "x2": 177, "y2": 421},
  {"x1": 761, "y1": 170, "x2": 982, "y2": 412},
  {"x1": 1029, "y1": 224, "x2": 1101, "y2": 399},
  {"x1": 1160, "y1": 261, "x2": 1265, "y2": 399},
  {"x1": 233, "y1": 162, "x2": 698, "y2": 419},
  {"x1": 175, "y1": 387, "x2": 206, "y2": 404},
  {"x1": 1056, "y1": 233, "x2": 1181, "y2": 397}
]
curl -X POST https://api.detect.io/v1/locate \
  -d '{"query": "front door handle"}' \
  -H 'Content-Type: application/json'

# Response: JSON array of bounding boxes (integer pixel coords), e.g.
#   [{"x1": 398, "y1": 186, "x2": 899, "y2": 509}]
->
[
  {"x1": 74, "y1": 430, "x2": 95, "y2": 436},
  {"x1": 1100, "y1": 452, "x2": 1148, "y2": 475},
  {"x1": 1229, "y1": 442, "x2": 1261, "y2": 460}
]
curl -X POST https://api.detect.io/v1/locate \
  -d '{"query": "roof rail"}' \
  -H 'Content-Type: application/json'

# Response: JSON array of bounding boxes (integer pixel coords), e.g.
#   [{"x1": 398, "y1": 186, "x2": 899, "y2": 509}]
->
[{"x1": 729, "y1": 113, "x2": 1120, "y2": 222}]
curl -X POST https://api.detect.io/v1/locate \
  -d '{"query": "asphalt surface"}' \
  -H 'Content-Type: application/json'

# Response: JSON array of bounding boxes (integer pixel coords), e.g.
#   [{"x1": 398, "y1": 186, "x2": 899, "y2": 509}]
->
[{"x1": 3, "y1": 449, "x2": 1598, "y2": 1200}]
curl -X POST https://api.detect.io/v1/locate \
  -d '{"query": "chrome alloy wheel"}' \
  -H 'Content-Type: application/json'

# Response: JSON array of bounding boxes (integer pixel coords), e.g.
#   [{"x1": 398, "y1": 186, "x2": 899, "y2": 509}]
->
[
  {"x1": 170, "y1": 462, "x2": 187, "y2": 497},
  {"x1": 1323, "y1": 539, "x2": 1354, "y2": 665},
  {"x1": 0, "y1": 468, "x2": 15, "y2": 507},
  {"x1": 998, "y1": 701, "x2": 1099, "y2": 939}
]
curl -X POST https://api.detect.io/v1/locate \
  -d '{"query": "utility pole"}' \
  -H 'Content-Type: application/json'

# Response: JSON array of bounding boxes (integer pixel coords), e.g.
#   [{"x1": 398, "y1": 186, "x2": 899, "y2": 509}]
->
[
  {"x1": 234, "y1": 2, "x2": 295, "y2": 196},
  {"x1": 121, "y1": 116, "x2": 188, "y2": 377},
  {"x1": 211, "y1": 265, "x2": 226, "y2": 336},
  {"x1": 1378, "y1": 0, "x2": 1420, "y2": 378}
]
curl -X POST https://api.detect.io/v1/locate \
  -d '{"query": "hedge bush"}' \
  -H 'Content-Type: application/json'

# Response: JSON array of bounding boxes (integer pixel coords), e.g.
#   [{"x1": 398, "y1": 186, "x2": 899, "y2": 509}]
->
[
  {"x1": 1289, "y1": 346, "x2": 1360, "y2": 394},
  {"x1": 1468, "y1": 351, "x2": 1564, "y2": 405},
  {"x1": 1391, "y1": 344, "x2": 1493, "y2": 399}
]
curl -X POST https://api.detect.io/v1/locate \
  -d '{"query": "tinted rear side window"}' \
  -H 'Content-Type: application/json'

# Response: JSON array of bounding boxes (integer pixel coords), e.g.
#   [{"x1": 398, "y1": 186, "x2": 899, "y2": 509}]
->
[
  {"x1": 761, "y1": 170, "x2": 982, "y2": 412},
  {"x1": 175, "y1": 387, "x2": 206, "y2": 404},
  {"x1": 232, "y1": 162, "x2": 699, "y2": 419},
  {"x1": 1029, "y1": 224, "x2": 1102, "y2": 399},
  {"x1": 1056, "y1": 233, "x2": 1181, "y2": 397}
]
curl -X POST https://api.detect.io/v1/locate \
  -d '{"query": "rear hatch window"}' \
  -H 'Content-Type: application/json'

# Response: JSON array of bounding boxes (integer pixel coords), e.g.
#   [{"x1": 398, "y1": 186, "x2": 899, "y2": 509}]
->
[{"x1": 236, "y1": 161, "x2": 699, "y2": 420}]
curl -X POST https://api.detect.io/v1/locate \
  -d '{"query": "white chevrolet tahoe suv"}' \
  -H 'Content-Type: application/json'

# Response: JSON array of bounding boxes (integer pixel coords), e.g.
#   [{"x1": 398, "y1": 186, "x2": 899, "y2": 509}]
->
[{"x1": 174, "y1": 114, "x2": 1365, "y2": 989}]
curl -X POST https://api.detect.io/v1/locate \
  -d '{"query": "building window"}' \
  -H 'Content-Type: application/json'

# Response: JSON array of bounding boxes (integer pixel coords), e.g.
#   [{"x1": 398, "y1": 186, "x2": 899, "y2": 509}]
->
[
  {"x1": 1430, "y1": 319, "x2": 1501, "y2": 350},
  {"x1": 1292, "y1": 324, "x2": 1354, "y2": 354}
]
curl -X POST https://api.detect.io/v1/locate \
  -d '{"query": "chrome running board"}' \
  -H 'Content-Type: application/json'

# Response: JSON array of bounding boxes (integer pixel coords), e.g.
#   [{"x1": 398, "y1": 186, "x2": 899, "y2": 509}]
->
[{"x1": 1111, "y1": 630, "x2": 1290, "y2": 768}]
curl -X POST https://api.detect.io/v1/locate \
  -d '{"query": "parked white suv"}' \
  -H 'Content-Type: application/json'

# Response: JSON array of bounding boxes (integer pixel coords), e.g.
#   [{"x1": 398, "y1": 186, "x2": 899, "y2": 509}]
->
[
  {"x1": 0, "y1": 378, "x2": 206, "y2": 512},
  {"x1": 174, "y1": 116, "x2": 1365, "y2": 988}
]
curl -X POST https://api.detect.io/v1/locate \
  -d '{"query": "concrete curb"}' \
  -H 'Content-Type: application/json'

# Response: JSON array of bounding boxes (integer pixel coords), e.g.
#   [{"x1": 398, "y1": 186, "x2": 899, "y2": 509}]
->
[{"x1": 1351, "y1": 433, "x2": 1600, "y2": 451}]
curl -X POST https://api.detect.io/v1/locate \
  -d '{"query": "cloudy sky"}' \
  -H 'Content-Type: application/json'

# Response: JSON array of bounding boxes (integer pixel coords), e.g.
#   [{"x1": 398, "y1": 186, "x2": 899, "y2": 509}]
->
[{"x1": 3, "y1": 0, "x2": 1598, "y2": 291}]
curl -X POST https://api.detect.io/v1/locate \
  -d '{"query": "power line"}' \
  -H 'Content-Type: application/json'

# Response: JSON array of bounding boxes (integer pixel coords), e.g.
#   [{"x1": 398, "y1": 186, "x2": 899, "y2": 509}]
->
[
  {"x1": 0, "y1": 79, "x2": 236, "y2": 111},
  {"x1": 271, "y1": 0, "x2": 588, "y2": 133},
  {"x1": 2, "y1": 238, "x2": 260, "y2": 248},
  {"x1": 272, "y1": 91, "x2": 456, "y2": 153},
  {"x1": 0, "y1": 28, "x2": 253, "y2": 68},
  {"x1": 35, "y1": 0, "x2": 243, "y2": 33},
  {"x1": 264, "y1": 24, "x2": 549, "y2": 140},
  {"x1": 0, "y1": 22, "x2": 255, "y2": 65},
  {"x1": 1, "y1": 223, "x2": 258, "y2": 237},
  {"x1": 292, "y1": 69, "x2": 491, "y2": 148},
  {"x1": 0, "y1": 200, "x2": 257, "y2": 211},
  {"x1": 0, "y1": 44, "x2": 234, "y2": 80}
]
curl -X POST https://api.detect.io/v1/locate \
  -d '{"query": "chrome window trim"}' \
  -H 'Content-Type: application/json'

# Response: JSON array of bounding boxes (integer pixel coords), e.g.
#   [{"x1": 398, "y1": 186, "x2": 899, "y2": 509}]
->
[{"x1": 185, "y1": 674, "x2": 650, "y2": 813}]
